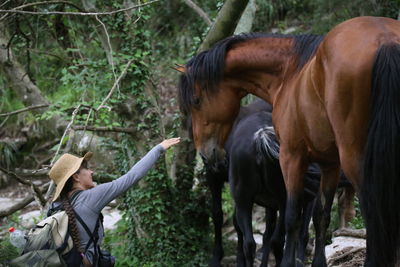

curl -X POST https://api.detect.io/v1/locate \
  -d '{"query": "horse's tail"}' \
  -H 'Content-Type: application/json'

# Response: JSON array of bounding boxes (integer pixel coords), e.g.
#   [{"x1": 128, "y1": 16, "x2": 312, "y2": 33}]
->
[
  {"x1": 361, "y1": 43, "x2": 400, "y2": 267},
  {"x1": 254, "y1": 126, "x2": 280, "y2": 164}
]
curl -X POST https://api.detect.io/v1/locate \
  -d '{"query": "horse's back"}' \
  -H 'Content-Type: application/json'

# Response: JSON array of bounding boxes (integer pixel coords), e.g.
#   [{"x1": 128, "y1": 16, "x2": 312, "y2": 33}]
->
[{"x1": 319, "y1": 16, "x2": 400, "y2": 81}]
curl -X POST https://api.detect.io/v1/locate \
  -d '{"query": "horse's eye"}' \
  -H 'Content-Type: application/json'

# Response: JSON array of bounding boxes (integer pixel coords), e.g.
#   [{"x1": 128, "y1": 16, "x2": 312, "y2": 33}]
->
[{"x1": 193, "y1": 97, "x2": 201, "y2": 107}]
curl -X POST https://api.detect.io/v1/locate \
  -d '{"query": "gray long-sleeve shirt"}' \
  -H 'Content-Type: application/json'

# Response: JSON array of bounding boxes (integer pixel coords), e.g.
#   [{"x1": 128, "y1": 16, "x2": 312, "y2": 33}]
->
[{"x1": 69, "y1": 144, "x2": 165, "y2": 265}]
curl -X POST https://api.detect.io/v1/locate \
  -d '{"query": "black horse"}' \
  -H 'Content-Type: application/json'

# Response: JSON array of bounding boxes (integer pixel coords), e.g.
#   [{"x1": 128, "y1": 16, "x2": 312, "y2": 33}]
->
[
  {"x1": 204, "y1": 99, "x2": 273, "y2": 266},
  {"x1": 205, "y1": 99, "x2": 318, "y2": 266}
]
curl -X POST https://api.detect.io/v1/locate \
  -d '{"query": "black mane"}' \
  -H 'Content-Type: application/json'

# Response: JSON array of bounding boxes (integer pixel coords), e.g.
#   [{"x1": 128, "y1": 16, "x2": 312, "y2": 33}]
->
[{"x1": 178, "y1": 33, "x2": 324, "y2": 115}]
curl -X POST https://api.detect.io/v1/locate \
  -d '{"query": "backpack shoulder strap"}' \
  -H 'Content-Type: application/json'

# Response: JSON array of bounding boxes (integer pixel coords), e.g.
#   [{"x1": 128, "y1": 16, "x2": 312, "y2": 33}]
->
[
  {"x1": 69, "y1": 190, "x2": 83, "y2": 203},
  {"x1": 65, "y1": 190, "x2": 102, "y2": 253},
  {"x1": 47, "y1": 202, "x2": 63, "y2": 217},
  {"x1": 74, "y1": 210, "x2": 102, "y2": 252},
  {"x1": 56, "y1": 224, "x2": 71, "y2": 253}
]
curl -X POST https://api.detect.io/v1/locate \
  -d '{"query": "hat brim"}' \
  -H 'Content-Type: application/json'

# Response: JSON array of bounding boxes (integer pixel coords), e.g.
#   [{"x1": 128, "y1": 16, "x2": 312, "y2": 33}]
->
[{"x1": 52, "y1": 152, "x2": 92, "y2": 201}]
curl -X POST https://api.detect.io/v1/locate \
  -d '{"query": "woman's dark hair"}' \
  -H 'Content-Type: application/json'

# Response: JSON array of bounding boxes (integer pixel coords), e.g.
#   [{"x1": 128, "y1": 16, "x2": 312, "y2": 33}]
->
[{"x1": 60, "y1": 165, "x2": 84, "y2": 254}]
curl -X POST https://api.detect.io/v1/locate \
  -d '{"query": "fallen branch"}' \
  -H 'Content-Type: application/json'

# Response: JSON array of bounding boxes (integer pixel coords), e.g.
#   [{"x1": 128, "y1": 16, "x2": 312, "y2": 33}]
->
[
  {"x1": 14, "y1": 168, "x2": 48, "y2": 177},
  {"x1": 0, "y1": 183, "x2": 49, "y2": 218},
  {"x1": 333, "y1": 228, "x2": 366, "y2": 239},
  {"x1": 0, "y1": 196, "x2": 35, "y2": 218},
  {"x1": 0, "y1": 167, "x2": 46, "y2": 206},
  {"x1": 0, "y1": 104, "x2": 49, "y2": 117},
  {"x1": 72, "y1": 125, "x2": 136, "y2": 134}
]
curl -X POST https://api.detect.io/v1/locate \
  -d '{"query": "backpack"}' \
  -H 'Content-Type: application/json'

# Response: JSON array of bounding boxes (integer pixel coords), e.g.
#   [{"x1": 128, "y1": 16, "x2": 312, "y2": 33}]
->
[
  {"x1": 8, "y1": 210, "x2": 71, "y2": 267},
  {"x1": 8, "y1": 191, "x2": 103, "y2": 267}
]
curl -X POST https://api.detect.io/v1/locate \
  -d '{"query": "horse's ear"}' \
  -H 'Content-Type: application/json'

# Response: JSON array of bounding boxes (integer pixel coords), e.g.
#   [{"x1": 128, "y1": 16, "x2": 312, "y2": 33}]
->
[{"x1": 171, "y1": 63, "x2": 185, "y2": 73}]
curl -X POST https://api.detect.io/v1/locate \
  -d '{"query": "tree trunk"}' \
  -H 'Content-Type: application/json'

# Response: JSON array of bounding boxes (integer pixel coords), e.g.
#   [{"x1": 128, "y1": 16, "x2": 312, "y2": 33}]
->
[
  {"x1": 234, "y1": 0, "x2": 257, "y2": 34},
  {"x1": 198, "y1": 0, "x2": 249, "y2": 52},
  {"x1": 0, "y1": 23, "x2": 61, "y2": 132}
]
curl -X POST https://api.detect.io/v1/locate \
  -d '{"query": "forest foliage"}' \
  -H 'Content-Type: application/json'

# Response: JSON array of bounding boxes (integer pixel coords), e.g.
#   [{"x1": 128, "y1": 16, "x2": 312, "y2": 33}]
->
[{"x1": 0, "y1": 0, "x2": 398, "y2": 266}]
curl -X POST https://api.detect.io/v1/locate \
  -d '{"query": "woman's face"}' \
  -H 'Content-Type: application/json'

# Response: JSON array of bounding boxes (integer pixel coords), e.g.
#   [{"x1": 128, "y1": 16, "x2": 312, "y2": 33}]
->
[{"x1": 74, "y1": 164, "x2": 95, "y2": 190}]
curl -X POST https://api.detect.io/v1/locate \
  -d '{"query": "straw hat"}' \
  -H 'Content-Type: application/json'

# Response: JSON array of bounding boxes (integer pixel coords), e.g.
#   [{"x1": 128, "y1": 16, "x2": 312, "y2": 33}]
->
[{"x1": 49, "y1": 152, "x2": 93, "y2": 201}]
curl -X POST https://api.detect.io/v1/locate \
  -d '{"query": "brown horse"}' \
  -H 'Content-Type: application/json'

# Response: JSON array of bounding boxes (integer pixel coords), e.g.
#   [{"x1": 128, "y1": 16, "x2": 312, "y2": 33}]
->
[{"x1": 178, "y1": 16, "x2": 400, "y2": 267}]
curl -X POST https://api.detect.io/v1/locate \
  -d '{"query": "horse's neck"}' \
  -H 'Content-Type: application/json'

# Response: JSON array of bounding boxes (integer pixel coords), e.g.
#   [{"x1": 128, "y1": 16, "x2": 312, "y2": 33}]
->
[{"x1": 225, "y1": 37, "x2": 296, "y2": 105}]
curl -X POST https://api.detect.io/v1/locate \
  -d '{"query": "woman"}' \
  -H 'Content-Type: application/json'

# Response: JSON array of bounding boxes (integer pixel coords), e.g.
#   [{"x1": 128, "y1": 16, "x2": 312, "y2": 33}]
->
[{"x1": 48, "y1": 137, "x2": 181, "y2": 266}]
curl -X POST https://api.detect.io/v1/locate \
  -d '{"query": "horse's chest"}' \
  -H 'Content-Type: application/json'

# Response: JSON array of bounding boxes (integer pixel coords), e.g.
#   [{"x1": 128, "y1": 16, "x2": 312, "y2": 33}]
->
[{"x1": 276, "y1": 86, "x2": 337, "y2": 160}]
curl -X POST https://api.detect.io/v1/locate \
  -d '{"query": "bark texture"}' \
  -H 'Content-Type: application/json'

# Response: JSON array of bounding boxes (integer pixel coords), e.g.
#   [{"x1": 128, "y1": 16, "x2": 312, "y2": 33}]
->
[{"x1": 198, "y1": 0, "x2": 249, "y2": 52}]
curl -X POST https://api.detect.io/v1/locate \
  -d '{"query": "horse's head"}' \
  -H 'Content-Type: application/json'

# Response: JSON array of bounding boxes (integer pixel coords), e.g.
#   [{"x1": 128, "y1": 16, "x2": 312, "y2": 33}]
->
[{"x1": 177, "y1": 63, "x2": 242, "y2": 169}]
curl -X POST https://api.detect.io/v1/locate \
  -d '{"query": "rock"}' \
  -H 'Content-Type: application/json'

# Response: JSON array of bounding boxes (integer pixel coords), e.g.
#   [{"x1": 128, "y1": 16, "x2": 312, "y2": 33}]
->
[
  {"x1": 19, "y1": 210, "x2": 42, "y2": 228},
  {"x1": 0, "y1": 197, "x2": 24, "y2": 211},
  {"x1": 325, "y1": 236, "x2": 366, "y2": 267},
  {"x1": 102, "y1": 206, "x2": 122, "y2": 230}
]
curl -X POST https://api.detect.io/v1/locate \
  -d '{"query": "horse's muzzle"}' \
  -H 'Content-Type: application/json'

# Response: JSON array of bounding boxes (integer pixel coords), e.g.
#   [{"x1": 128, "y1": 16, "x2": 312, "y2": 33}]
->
[{"x1": 200, "y1": 147, "x2": 227, "y2": 172}]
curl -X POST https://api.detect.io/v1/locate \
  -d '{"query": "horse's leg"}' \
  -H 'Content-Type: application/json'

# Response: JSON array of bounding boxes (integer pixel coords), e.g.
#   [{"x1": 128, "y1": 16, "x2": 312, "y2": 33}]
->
[
  {"x1": 312, "y1": 164, "x2": 340, "y2": 267},
  {"x1": 280, "y1": 153, "x2": 307, "y2": 267},
  {"x1": 259, "y1": 206, "x2": 278, "y2": 267},
  {"x1": 338, "y1": 185, "x2": 356, "y2": 229},
  {"x1": 271, "y1": 205, "x2": 286, "y2": 267},
  {"x1": 235, "y1": 200, "x2": 256, "y2": 267},
  {"x1": 206, "y1": 172, "x2": 225, "y2": 267},
  {"x1": 233, "y1": 209, "x2": 246, "y2": 267},
  {"x1": 297, "y1": 199, "x2": 313, "y2": 263}
]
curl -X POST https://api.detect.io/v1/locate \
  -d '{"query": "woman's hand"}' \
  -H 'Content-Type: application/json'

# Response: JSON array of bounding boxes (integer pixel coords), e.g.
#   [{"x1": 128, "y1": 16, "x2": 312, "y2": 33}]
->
[{"x1": 159, "y1": 137, "x2": 181, "y2": 150}]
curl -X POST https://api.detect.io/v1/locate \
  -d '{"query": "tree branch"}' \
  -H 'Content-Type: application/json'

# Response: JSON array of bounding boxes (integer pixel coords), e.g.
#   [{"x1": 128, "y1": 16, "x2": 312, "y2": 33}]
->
[
  {"x1": 0, "y1": 115, "x2": 9, "y2": 128},
  {"x1": 10, "y1": 1, "x2": 84, "y2": 11},
  {"x1": 0, "y1": 1, "x2": 11, "y2": 9},
  {"x1": 72, "y1": 125, "x2": 136, "y2": 133},
  {"x1": 97, "y1": 58, "x2": 134, "y2": 111},
  {"x1": 94, "y1": 15, "x2": 117, "y2": 86},
  {"x1": 182, "y1": 0, "x2": 212, "y2": 26},
  {"x1": 0, "y1": 167, "x2": 47, "y2": 206},
  {"x1": 0, "y1": 183, "x2": 49, "y2": 218},
  {"x1": 333, "y1": 228, "x2": 366, "y2": 239},
  {"x1": 14, "y1": 168, "x2": 48, "y2": 177},
  {"x1": 0, "y1": 104, "x2": 50, "y2": 117},
  {"x1": 0, "y1": 0, "x2": 159, "y2": 16},
  {"x1": 44, "y1": 104, "x2": 82, "y2": 200}
]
